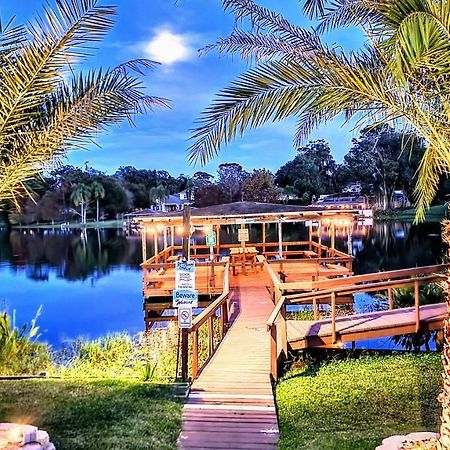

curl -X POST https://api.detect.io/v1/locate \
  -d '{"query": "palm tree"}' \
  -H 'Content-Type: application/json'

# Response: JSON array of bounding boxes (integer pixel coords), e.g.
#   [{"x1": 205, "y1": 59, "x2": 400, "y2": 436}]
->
[
  {"x1": 70, "y1": 183, "x2": 91, "y2": 224},
  {"x1": 149, "y1": 184, "x2": 169, "y2": 210},
  {"x1": 189, "y1": 0, "x2": 450, "y2": 445},
  {"x1": 90, "y1": 181, "x2": 105, "y2": 222},
  {"x1": 0, "y1": 0, "x2": 168, "y2": 206},
  {"x1": 189, "y1": 0, "x2": 450, "y2": 222}
]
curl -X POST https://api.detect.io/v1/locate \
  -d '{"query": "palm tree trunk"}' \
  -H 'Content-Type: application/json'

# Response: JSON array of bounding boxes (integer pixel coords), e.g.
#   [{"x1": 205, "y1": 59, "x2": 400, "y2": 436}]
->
[
  {"x1": 96, "y1": 198, "x2": 99, "y2": 222},
  {"x1": 440, "y1": 221, "x2": 450, "y2": 449}
]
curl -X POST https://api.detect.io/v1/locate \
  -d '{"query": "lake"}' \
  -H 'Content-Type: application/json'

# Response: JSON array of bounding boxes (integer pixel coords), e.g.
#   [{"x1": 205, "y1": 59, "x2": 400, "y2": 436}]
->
[{"x1": 0, "y1": 221, "x2": 445, "y2": 348}]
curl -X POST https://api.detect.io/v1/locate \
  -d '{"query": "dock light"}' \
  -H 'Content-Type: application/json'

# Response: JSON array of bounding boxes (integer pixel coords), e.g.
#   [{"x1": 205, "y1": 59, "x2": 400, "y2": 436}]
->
[
  {"x1": 203, "y1": 225, "x2": 213, "y2": 233},
  {"x1": 176, "y1": 226, "x2": 184, "y2": 234},
  {"x1": 148, "y1": 227, "x2": 155, "y2": 234},
  {"x1": 156, "y1": 224, "x2": 164, "y2": 232}
]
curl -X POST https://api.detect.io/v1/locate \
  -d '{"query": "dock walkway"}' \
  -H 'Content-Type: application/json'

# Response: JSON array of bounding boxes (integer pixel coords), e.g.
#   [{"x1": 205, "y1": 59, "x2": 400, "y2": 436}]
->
[
  {"x1": 178, "y1": 271, "x2": 279, "y2": 450},
  {"x1": 287, "y1": 303, "x2": 446, "y2": 349}
]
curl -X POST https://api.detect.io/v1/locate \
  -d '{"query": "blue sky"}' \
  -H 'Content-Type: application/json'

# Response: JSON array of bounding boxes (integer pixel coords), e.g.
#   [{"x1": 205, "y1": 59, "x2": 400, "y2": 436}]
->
[{"x1": 2, "y1": 0, "x2": 365, "y2": 178}]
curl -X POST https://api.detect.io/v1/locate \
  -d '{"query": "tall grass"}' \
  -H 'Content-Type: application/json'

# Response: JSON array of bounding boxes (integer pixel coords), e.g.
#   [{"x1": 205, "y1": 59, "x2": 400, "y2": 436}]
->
[{"x1": 0, "y1": 308, "x2": 50, "y2": 375}]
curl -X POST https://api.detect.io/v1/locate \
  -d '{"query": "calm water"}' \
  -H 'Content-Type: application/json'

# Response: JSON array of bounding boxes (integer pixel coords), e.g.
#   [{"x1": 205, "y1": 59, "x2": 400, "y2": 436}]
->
[{"x1": 0, "y1": 221, "x2": 445, "y2": 347}]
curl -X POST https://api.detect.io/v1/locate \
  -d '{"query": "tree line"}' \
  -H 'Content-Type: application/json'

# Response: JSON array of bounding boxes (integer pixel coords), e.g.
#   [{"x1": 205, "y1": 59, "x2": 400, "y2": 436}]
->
[{"x1": 3, "y1": 124, "x2": 449, "y2": 225}]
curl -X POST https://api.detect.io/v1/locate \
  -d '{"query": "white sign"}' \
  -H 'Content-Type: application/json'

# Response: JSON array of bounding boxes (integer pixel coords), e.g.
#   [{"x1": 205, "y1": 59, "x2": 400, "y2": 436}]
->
[
  {"x1": 178, "y1": 306, "x2": 192, "y2": 329},
  {"x1": 175, "y1": 260, "x2": 196, "y2": 290},
  {"x1": 238, "y1": 228, "x2": 249, "y2": 242},
  {"x1": 173, "y1": 289, "x2": 198, "y2": 308}
]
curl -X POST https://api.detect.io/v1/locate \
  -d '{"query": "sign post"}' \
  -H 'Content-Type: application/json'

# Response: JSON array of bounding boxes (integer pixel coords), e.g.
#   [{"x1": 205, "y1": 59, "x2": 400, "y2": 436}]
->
[{"x1": 180, "y1": 206, "x2": 192, "y2": 381}]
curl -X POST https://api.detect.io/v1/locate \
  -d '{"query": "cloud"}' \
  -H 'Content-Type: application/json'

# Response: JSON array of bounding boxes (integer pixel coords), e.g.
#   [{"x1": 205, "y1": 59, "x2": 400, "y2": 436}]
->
[{"x1": 142, "y1": 28, "x2": 194, "y2": 65}]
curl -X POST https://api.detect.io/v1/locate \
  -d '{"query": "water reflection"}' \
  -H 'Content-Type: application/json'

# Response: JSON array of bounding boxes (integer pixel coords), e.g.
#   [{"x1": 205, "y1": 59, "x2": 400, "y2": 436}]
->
[{"x1": 1, "y1": 228, "x2": 142, "y2": 281}]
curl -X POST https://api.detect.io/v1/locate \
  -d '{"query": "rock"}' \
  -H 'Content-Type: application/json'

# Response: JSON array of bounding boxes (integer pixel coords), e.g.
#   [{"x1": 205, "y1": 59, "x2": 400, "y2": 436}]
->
[
  {"x1": 22, "y1": 444, "x2": 44, "y2": 450},
  {"x1": 381, "y1": 435, "x2": 408, "y2": 449},
  {"x1": 406, "y1": 432, "x2": 440, "y2": 441}
]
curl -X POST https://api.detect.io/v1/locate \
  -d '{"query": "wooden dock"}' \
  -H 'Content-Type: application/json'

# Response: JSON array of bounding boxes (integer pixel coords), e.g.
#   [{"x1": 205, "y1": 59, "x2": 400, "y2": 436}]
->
[
  {"x1": 178, "y1": 271, "x2": 279, "y2": 450},
  {"x1": 287, "y1": 303, "x2": 446, "y2": 349}
]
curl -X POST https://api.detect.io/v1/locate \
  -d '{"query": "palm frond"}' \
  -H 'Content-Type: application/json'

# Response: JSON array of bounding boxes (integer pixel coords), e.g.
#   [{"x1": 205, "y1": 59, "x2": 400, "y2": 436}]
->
[
  {"x1": 222, "y1": 0, "x2": 318, "y2": 50},
  {"x1": 188, "y1": 47, "x2": 404, "y2": 166},
  {"x1": 201, "y1": 29, "x2": 311, "y2": 62},
  {"x1": 0, "y1": 0, "x2": 116, "y2": 141}
]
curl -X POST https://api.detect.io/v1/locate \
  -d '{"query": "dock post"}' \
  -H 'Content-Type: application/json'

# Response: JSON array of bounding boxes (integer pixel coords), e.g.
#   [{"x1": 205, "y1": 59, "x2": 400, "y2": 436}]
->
[
  {"x1": 313, "y1": 298, "x2": 319, "y2": 320},
  {"x1": 163, "y1": 226, "x2": 168, "y2": 254},
  {"x1": 414, "y1": 280, "x2": 420, "y2": 332},
  {"x1": 262, "y1": 222, "x2": 266, "y2": 256},
  {"x1": 388, "y1": 288, "x2": 393, "y2": 310},
  {"x1": 208, "y1": 316, "x2": 214, "y2": 355},
  {"x1": 331, "y1": 292, "x2": 337, "y2": 344},
  {"x1": 331, "y1": 222, "x2": 335, "y2": 253},
  {"x1": 192, "y1": 330, "x2": 199, "y2": 378},
  {"x1": 141, "y1": 225, "x2": 147, "y2": 263},
  {"x1": 215, "y1": 224, "x2": 220, "y2": 259},
  {"x1": 153, "y1": 229, "x2": 158, "y2": 260},
  {"x1": 278, "y1": 220, "x2": 283, "y2": 259},
  {"x1": 308, "y1": 223, "x2": 312, "y2": 251},
  {"x1": 221, "y1": 302, "x2": 228, "y2": 333},
  {"x1": 170, "y1": 225, "x2": 175, "y2": 256},
  {"x1": 280, "y1": 303, "x2": 287, "y2": 357},
  {"x1": 318, "y1": 221, "x2": 322, "y2": 257},
  {"x1": 270, "y1": 323, "x2": 278, "y2": 380}
]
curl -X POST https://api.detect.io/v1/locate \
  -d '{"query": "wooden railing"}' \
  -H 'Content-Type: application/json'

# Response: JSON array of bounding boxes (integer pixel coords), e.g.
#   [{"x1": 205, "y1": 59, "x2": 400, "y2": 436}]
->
[
  {"x1": 188, "y1": 262, "x2": 230, "y2": 379},
  {"x1": 142, "y1": 241, "x2": 347, "y2": 264},
  {"x1": 266, "y1": 264, "x2": 449, "y2": 380}
]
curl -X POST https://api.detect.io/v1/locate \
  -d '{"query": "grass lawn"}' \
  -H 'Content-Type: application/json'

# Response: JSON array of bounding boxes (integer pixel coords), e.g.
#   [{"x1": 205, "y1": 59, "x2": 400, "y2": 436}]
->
[
  {"x1": 377, "y1": 204, "x2": 448, "y2": 222},
  {"x1": 276, "y1": 354, "x2": 441, "y2": 450},
  {"x1": 0, "y1": 379, "x2": 182, "y2": 450}
]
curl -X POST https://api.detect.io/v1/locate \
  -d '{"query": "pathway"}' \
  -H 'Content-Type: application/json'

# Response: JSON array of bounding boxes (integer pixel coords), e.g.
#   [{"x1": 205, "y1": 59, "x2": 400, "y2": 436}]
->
[{"x1": 178, "y1": 271, "x2": 279, "y2": 449}]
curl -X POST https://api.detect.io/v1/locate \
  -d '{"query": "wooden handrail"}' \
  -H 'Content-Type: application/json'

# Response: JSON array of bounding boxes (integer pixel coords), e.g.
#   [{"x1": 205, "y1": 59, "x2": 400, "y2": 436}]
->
[
  {"x1": 189, "y1": 262, "x2": 230, "y2": 378},
  {"x1": 266, "y1": 264, "x2": 449, "y2": 380},
  {"x1": 307, "y1": 264, "x2": 450, "y2": 290},
  {"x1": 286, "y1": 273, "x2": 447, "y2": 303}
]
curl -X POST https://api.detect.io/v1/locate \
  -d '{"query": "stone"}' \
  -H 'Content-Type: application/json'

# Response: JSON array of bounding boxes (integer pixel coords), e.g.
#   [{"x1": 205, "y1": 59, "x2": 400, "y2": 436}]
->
[
  {"x1": 22, "y1": 444, "x2": 44, "y2": 450},
  {"x1": 405, "y1": 432, "x2": 440, "y2": 441},
  {"x1": 381, "y1": 435, "x2": 409, "y2": 449}
]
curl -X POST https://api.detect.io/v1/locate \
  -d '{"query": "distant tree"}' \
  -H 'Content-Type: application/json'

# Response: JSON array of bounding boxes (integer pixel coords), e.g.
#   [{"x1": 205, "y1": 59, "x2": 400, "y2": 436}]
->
[
  {"x1": 90, "y1": 181, "x2": 105, "y2": 222},
  {"x1": 192, "y1": 171, "x2": 214, "y2": 188},
  {"x1": 194, "y1": 184, "x2": 227, "y2": 207},
  {"x1": 275, "y1": 140, "x2": 337, "y2": 204},
  {"x1": 217, "y1": 163, "x2": 249, "y2": 202},
  {"x1": 70, "y1": 183, "x2": 91, "y2": 224},
  {"x1": 242, "y1": 169, "x2": 279, "y2": 203},
  {"x1": 340, "y1": 126, "x2": 425, "y2": 209}
]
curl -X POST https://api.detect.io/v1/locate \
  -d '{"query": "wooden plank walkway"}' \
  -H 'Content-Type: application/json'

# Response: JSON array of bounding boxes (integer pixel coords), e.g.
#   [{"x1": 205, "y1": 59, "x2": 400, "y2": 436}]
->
[
  {"x1": 178, "y1": 271, "x2": 279, "y2": 449},
  {"x1": 287, "y1": 303, "x2": 446, "y2": 349}
]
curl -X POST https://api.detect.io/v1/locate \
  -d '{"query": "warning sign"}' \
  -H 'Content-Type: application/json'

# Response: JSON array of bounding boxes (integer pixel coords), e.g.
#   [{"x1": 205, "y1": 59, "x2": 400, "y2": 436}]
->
[
  {"x1": 175, "y1": 260, "x2": 196, "y2": 290},
  {"x1": 173, "y1": 289, "x2": 198, "y2": 308},
  {"x1": 238, "y1": 228, "x2": 249, "y2": 242},
  {"x1": 178, "y1": 306, "x2": 192, "y2": 329}
]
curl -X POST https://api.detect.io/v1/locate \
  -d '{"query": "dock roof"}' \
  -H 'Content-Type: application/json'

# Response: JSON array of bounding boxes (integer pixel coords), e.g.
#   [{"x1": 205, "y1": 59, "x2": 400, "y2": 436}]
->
[{"x1": 134, "y1": 201, "x2": 360, "y2": 226}]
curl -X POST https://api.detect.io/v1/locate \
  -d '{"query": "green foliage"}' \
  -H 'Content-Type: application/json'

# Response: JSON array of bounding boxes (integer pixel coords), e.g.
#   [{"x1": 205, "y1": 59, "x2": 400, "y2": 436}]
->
[
  {"x1": 277, "y1": 354, "x2": 441, "y2": 450},
  {"x1": 0, "y1": 379, "x2": 182, "y2": 450},
  {"x1": 339, "y1": 126, "x2": 425, "y2": 209},
  {"x1": 242, "y1": 169, "x2": 280, "y2": 203},
  {"x1": 275, "y1": 140, "x2": 337, "y2": 203},
  {"x1": 0, "y1": 309, "x2": 50, "y2": 375}
]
